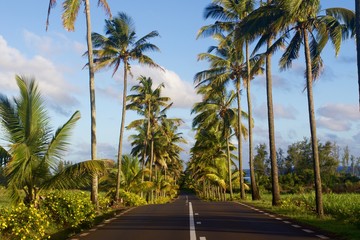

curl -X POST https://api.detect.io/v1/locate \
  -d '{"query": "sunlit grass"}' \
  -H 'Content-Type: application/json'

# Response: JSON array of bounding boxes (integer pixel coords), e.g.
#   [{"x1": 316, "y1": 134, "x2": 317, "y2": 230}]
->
[
  {"x1": 241, "y1": 192, "x2": 360, "y2": 240},
  {"x1": 0, "y1": 187, "x2": 11, "y2": 208}
]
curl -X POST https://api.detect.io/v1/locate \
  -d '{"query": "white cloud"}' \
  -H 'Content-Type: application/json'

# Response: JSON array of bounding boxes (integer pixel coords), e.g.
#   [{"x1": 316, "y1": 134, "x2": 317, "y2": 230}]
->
[
  {"x1": 317, "y1": 104, "x2": 360, "y2": 132},
  {"x1": 254, "y1": 103, "x2": 297, "y2": 120},
  {"x1": 318, "y1": 104, "x2": 360, "y2": 121},
  {"x1": 129, "y1": 65, "x2": 201, "y2": 108},
  {"x1": 23, "y1": 30, "x2": 86, "y2": 57},
  {"x1": 317, "y1": 117, "x2": 350, "y2": 131},
  {"x1": 0, "y1": 35, "x2": 79, "y2": 115}
]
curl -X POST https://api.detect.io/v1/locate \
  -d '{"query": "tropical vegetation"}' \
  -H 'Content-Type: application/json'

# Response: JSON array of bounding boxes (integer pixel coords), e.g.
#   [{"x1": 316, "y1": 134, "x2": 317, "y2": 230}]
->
[{"x1": 1, "y1": 0, "x2": 360, "y2": 239}]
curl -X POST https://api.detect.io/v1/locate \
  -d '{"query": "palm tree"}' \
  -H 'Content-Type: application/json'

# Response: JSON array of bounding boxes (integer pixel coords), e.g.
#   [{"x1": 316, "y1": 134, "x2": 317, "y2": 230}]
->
[
  {"x1": 0, "y1": 76, "x2": 107, "y2": 204},
  {"x1": 46, "y1": 0, "x2": 111, "y2": 207},
  {"x1": 195, "y1": 32, "x2": 250, "y2": 199},
  {"x1": 91, "y1": 13, "x2": 161, "y2": 202},
  {"x1": 356, "y1": 0, "x2": 360, "y2": 110},
  {"x1": 237, "y1": 0, "x2": 291, "y2": 206},
  {"x1": 192, "y1": 84, "x2": 237, "y2": 199},
  {"x1": 265, "y1": 0, "x2": 346, "y2": 216},
  {"x1": 127, "y1": 76, "x2": 172, "y2": 181},
  {"x1": 197, "y1": 0, "x2": 258, "y2": 200}
]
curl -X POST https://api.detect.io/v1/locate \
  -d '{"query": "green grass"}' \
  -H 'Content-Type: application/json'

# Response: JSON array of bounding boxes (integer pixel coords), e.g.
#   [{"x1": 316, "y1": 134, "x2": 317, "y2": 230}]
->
[
  {"x1": 240, "y1": 193, "x2": 360, "y2": 240},
  {"x1": 0, "y1": 187, "x2": 11, "y2": 208}
]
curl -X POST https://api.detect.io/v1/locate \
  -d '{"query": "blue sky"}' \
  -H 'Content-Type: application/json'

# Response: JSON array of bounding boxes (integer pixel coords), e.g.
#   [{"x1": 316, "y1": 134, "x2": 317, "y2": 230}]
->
[{"x1": 0, "y1": 1, "x2": 359, "y2": 168}]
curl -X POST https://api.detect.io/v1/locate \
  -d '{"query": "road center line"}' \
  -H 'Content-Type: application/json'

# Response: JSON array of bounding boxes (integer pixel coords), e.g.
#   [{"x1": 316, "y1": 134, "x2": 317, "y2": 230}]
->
[{"x1": 189, "y1": 202, "x2": 197, "y2": 240}]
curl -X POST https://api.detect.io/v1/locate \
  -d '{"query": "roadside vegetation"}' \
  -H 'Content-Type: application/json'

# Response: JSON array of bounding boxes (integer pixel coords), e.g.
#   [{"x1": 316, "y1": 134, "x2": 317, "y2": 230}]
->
[
  {"x1": 242, "y1": 193, "x2": 360, "y2": 240},
  {"x1": 1, "y1": 0, "x2": 360, "y2": 240}
]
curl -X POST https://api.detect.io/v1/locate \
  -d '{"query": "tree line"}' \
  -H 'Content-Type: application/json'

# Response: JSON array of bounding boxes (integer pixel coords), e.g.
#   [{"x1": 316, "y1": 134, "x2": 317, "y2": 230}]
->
[{"x1": 186, "y1": 0, "x2": 358, "y2": 219}]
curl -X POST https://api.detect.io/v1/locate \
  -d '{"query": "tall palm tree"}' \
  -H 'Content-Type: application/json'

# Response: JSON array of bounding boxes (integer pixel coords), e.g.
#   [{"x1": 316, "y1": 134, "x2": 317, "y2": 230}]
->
[
  {"x1": 127, "y1": 76, "x2": 172, "y2": 181},
  {"x1": 197, "y1": 0, "x2": 258, "y2": 200},
  {"x1": 195, "y1": 32, "x2": 249, "y2": 199},
  {"x1": 192, "y1": 84, "x2": 238, "y2": 199},
  {"x1": 91, "y1": 13, "x2": 161, "y2": 202},
  {"x1": 265, "y1": 0, "x2": 346, "y2": 216},
  {"x1": 0, "y1": 76, "x2": 107, "y2": 204},
  {"x1": 356, "y1": 0, "x2": 360, "y2": 110},
  {"x1": 46, "y1": 0, "x2": 111, "y2": 207},
  {"x1": 237, "y1": 0, "x2": 291, "y2": 206}
]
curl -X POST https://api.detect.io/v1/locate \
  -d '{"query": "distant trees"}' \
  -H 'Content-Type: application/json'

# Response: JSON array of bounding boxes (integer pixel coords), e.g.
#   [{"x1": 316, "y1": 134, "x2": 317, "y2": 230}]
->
[{"x1": 253, "y1": 139, "x2": 360, "y2": 194}]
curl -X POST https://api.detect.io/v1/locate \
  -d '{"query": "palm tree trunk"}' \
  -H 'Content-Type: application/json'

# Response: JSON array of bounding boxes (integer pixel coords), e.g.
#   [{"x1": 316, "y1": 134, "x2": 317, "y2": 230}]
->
[
  {"x1": 226, "y1": 136, "x2": 233, "y2": 200},
  {"x1": 356, "y1": 0, "x2": 360, "y2": 110},
  {"x1": 266, "y1": 36, "x2": 281, "y2": 206},
  {"x1": 246, "y1": 41, "x2": 260, "y2": 201},
  {"x1": 150, "y1": 139, "x2": 154, "y2": 202},
  {"x1": 84, "y1": 0, "x2": 98, "y2": 208},
  {"x1": 303, "y1": 29, "x2": 324, "y2": 217},
  {"x1": 115, "y1": 61, "x2": 128, "y2": 202},
  {"x1": 236, "y1": 81, "x2": 245, "y2": 199}
]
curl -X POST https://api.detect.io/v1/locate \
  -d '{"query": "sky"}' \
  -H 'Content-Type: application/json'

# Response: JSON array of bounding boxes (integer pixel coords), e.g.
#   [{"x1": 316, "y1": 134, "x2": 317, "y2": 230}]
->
[{"x1": 0, "y1": 0, "x2": 359, "y2": 169}]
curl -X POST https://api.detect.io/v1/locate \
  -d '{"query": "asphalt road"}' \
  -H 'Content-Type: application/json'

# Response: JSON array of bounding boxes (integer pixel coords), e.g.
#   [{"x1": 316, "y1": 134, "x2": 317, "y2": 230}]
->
[{"x1": 69, "y1": 193, "x2": 333, "y2": 240}]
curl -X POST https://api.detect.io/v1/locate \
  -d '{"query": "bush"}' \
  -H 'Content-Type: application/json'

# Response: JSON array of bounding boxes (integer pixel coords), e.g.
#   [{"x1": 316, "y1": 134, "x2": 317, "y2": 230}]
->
[
  {"x1": 0, "y1": 203, "x2": 49, "y2": 240},
  {"x1": 40, "y1": 190, "x2": 96, "y2": 228},
  {"x1": 153, "y1": 196, "x2": 171, "y2": 204},
  {"x1": 107, "y1": 189, "x2": 147, "y2": 207}
]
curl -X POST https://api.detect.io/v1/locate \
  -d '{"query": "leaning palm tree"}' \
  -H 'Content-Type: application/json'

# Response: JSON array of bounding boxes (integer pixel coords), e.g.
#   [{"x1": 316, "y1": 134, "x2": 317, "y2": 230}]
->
[
  {"x1": 46, "y1": 0, "x2": 112, "y2": 207},
  {"x1": 91, "y1": 13, "x2": 162, "y2": 202},
  {"x1": 0, "y1": 75, "x2": 107, "y2": 204}
]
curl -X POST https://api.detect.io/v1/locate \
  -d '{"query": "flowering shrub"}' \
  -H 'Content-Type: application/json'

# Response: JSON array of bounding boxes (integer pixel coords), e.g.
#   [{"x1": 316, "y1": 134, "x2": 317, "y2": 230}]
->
[
  {"x1": 106, "y1": 189, "x2": 147, "y2": 206},
  {"x1": 40, "y1": 190, "x2": 96, "y2": 228},
  {"x1": 0, "y1": 203, "x2": 49, "y2": 240},
  {"x1": 119, "y1": 190, "x2": 147, "y2": 206}
]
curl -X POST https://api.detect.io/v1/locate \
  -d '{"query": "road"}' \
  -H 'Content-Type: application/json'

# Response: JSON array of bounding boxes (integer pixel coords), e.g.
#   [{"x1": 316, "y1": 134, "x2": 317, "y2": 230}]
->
[{"x1": 69, "y1": 193, "x2": 333, "y2": 240}]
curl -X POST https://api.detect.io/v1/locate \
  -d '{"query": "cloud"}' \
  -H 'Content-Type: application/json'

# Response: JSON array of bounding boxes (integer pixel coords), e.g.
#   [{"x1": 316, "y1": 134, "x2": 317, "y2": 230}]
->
[
  {"x1": 129, "y1": 65, "x2": 201, "y2": 108},
  {"x1": 23, "y1": 30, "x2": 86, "y2": 57},
  {"x1": 317, "y1": 117, "x2": 350, "y2": 131},
  {"x1": 0, "y1": 35, "x2": 79, "y2": 115},
  {"x1": 317, "y1": 104, "x2": 360, "y2": 132},
  {"x1": 254, "y1": 103, "x2": 298, "y2": 120}
]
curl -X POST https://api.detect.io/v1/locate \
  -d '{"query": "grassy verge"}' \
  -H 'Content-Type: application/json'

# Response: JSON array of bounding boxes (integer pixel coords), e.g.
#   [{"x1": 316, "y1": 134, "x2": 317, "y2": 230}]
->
[
  {"x1": 0, "y1": 187, "x2": 11, "y2": 208},
  {"x1": 240, "y1": 193, "x2": 360, "y2": 240}
]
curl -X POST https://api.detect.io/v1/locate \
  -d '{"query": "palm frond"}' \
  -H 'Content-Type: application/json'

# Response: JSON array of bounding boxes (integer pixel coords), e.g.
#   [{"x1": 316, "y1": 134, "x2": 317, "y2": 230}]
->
[
  {"x1": 46, "y1": 111, "x2": 81, "y2": 170},
  {"x1": 62, "y1": 0, "x2": 81, "y2": 31},
  {"x1": 97, "y1": 0, "x2": 112, "y2": 18},
  {"x1": 42, "y1": 159, "x2": 109, "y2": 190}
]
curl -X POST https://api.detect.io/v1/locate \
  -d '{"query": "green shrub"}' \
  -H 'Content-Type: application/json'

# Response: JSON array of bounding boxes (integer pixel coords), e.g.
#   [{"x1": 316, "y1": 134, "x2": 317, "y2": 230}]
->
[
  {"x1": 40, "y1": 190, "x2": 96, "y2": 228},
  {"x1": 107, "y1": 189, "x2": 147, "y2": 207},
  {"x1": 153, "y1": 196, "x2": 171, "y2": 204},
  {"x1": 0, "y1": 203, "x2": 49, "y2": 240}
]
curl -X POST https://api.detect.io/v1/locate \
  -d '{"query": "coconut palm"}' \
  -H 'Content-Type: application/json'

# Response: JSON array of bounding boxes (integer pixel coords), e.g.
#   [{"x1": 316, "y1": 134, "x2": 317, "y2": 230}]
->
[
  {"x1": 197, "y1": 0, "x2": 258, "y2": 200},
  {"x1": 0, "y1": 75, "x2": 107, "y2": 204},
  {"x1": 195, "y1": 31, "x2": 250, "y2": 199},
  {"x1": 356, "y1": 0, "x2": 360, "y2": 109},
  {"x1": 189, "y1": 128, "x2": 238, "y2": 200},
  {"x1": 253, "y1": 0, "x2": 346, "y2": 216},
  {"x1": 237, "y1": 0, "x2": 297, "y2": 206},
  {"x1": 192, "y1": 84, "x2": 237, "y2": 199},
  {"x1": 126, "y1": 76, "x2": 172, "y2": 181},
  {"x1": 91, "y1": 13, "x2": 161, "y2": 202},
  {"x1": 46, "y1": 0, "x2": 111, "y2": 207}
]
